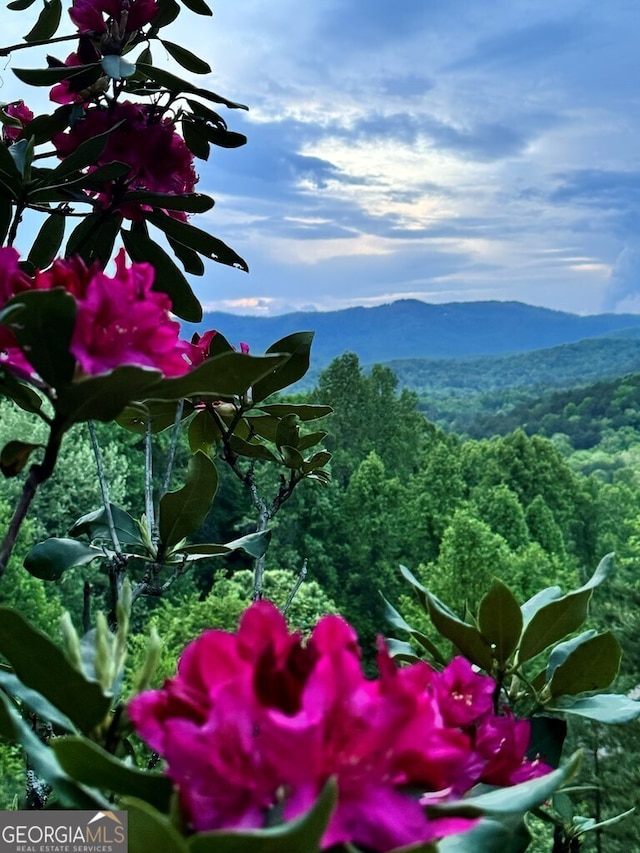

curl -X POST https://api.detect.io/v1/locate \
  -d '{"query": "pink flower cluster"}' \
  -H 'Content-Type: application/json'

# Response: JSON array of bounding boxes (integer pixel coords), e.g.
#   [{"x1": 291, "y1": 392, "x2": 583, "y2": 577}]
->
[
  {"x1": 53, "y1": 102, "x2": 197, "y2": 220},
  {"x1": 69, "y1": 0, "x2": 158, "y2": 34},
  {"x1": 129, "y1": 602, "x2": 550, "y2": 852},
  {"x1": 0, "y1": 247, "x2": 194, "y2": 380},
  {"x1": 2, "y1": 101, "x2": 34, "y2": 143}
]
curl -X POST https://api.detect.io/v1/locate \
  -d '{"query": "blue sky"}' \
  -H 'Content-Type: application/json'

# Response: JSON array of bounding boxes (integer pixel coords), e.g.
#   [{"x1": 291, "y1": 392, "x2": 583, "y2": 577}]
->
[{"x1": 3, "y1": 0, "x2": 640, "y2": 316}]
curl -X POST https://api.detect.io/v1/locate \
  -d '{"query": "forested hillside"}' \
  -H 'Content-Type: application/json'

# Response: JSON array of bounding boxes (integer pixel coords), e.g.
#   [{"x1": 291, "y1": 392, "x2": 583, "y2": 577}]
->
[{"x1": 1, "y1": 351, "x2": 640, "y2": 849}]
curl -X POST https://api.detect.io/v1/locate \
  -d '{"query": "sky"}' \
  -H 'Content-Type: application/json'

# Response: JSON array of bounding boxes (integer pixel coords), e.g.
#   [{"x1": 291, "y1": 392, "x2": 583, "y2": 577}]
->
[{"x1": 2, "y1": 0, "x2": 640, "y2": 317}]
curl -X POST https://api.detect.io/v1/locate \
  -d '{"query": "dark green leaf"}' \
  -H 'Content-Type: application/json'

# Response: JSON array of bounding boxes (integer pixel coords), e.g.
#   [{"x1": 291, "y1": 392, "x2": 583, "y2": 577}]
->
[
  {"x1": 24, "y1": 537, "x2": 103, "y2": 580},
  {"x1": 9, "y1": 137, "x2": 34, "y2": 178},
  {"x1": 149, "y1": 351, "x2": 288, "y2": 400},
  {"x1": 123, "y1": 190, "x2": 214, "y2": 213},
  {"x1": 0, "y1": 692, "x2": 108, "y2": 808},
  {"x1": 49, "y1": 123, "x2": 122, "y2": 181},
  {"x1": 86, "y1": 206, "x2": 123, "y2": 263},
  {"x1": 252, "y1": 332, "x2": 315, "y2": 401},
  {"x1": 520, "y1": 586, "x2": 563, "y2": 626},
  {"x1": 228, "y1": 434, "x2": 279, "y2": 462},
  {"x1": 24, "y1": 0, "x2": 62, "y2": 42},
  {"x1": 159, "y1": 451, "x2": 218, "y2": 547},
  {"x1": 177, "y1": 0, "x2": 212, "y2": 16},
  {"x1": 0, "y1": 195, "x2": 11, "y2": 243},
  {"x1": 275, "y1": 413, "x2": 299, "y2": 449},
  {"x1": 297, "y1": 431, "x2": 328, "y2": 451},
  {"x1": 426, "y1": 592, "x2": 495, "y2": 672},
  {"x1": 55, "y1": 366, "x2": 163, "y2": 424},
  {"x1": 0, "y1": 669, "x2": 76, "y2": 731},
  {"x1": 66, "y1": 211, "x2": 107, "y2": 258},
  {"x1": 258, "y1": 403, "x2": 333, "y2": 421},
  {"x1": 149, "y1": 0, "x2": 180, "y2": 30},
  {"x1": 302, "y1": 450, "x2": 332, "y2": 473},
  {"x1": 27, "y1": 212, "x2": 65, "y2": 268},
  {"x1": 243, "y1": 414, "x2": 280, "y2": 442},
  {"x1": 167, "y1": 235, "x2": 205, "y2": 274},
  {"x1": 53, "y1": 737, "x2": 173, "y2": 811},
  {"x1": 188, "y1": 778, "x2": 337, "y2": 853},
  {"x1": 545, "y1": 694, "x2": 640, "y2": 724},
  {"x1": 0, "y1": 440, "x2": 42, "y2": 477},
  {"x1": 122, "y1": 226, "x2": 202, "y2": 322},
  {"x1": 527, "y1": 716, "x2": 567, "y2": 769},
  {"x1": 116, "y1": 399, "x2": 192, "y2": 434},
  {"x1": 188, "y1": 409, "x2": 222, "y2": 451},
  {"x1": 204, "y1": 124, "x2": 247, "y2": 149},
  {"x1": 280, "y1": 445, "x2": 305, "y2": 469},
  {"x1": 19, "y1": 104, "x2": 72, "y2": 144},
  {"x1": 136, "y1": 63, "x2": 247, "y2": 109},
  {"x1": 437, "y1": 816, "x2": 530, "y2": 853},
  {"x1": 12, "y1": 62, "x2": 100, "y2": 87},
  {"x1": 0, "y1": 369, "x2": 43, "y2": 413},
  {"x1": 548, "y1": 631, "x2": 621, "y2": 697},
  {"x1": 0, "y1": 607, "x2": 112, "y2": 732},
  {"x1": 384, "y1": 638, "x2": 422, "y2": 664},
  {"x1": 8, "y1": 0, "x2": 38, "y2": 10},
  {"x1": 478, "y1": 580, "x2": 523, "y2": 667},
  {"x1": 0, "y1": 137, "x2": 21, "y2": 182},
  {"x1": 2, "y1": 289, "x2": 76, "y2": 386},
  {"x1": 101, "y1": 54, "x2": 136, "y2": 80},
  {"x1": 177, "y1": 531, "x2": 271, "y2": 561},
  {"x1": 69, "y1": 504, "x2": 144, "y2": 547},
  {"x1": 381, "y1": 594, "x2": 447, "y2": 665},
  {"x1": 146, "y1": 209, "x2": 248, "y2": 270},
  {"x1": 160, "y1": 39, "x2": 211, "y2": 73},
  {"x1": 121, "y1": 797, "x2": 189, "y2": 853},
  {"x1": 182, "y1": 118, "x2": 211, "y2": 159},
  {"x1": 546, "y1": 629, "x2": 598, "y2": 681}
]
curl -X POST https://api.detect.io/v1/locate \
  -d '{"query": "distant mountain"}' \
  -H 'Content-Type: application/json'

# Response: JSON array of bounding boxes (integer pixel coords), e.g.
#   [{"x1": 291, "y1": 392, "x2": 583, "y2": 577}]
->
[{"x1": 183, "y1": 300, "x2": 640, "y2": 366}]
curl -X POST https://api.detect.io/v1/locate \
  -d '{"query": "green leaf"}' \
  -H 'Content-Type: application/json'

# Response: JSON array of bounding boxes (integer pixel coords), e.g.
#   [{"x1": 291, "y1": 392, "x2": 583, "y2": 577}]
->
[
  {"x1": 48, "y1": 122, "x2": 122, "y2": 181},
  {"x1": 24, "y1": 538, "x2": 103, "y2": 580},
  {"x1": 546, "y1": 629, "x2": 598, "y2": 681},
  {"x1": 426, "y1": 592, "x2": 494, "y2": 672},
  {"x1": 0, "y1": 440, "x2": 43, "y2": 477},
  {"x1": 167, "y1": 235, "x2": 205, "y2": 274},
  {"x1": 0, "y1": 369, "x2": 43, "y2": 413},
  {"x1": 159, "y1": 451, "x2": 218, "y2": 548},
  {"x1": 18, "y1": 104, "x2": 72, "y2": 145},
  {"x1": 545, "y1": 693, "x2": 640, "y2": 724},
  {"x1": 0, "y1": 692, "x2": 108, "y2": 808},
  {"x1": 182, "y1": 118, "x2": 211, "y2": 159},
  {"x1": 381, "y1": 594, "x2": 447, "y2": 665},
  {"x1": 302, "y1": 450, "x2": 332, "y2": 474},
  {"x1": 101, "y1": 54, "x2": 136, "y2": 79},
  {"x1": 160, "y1": 39, "x2": 211, "y2": 73},
  {"x1": 177, "y1": 531, "x2": 271, "y2": 561},
  {"x1": 123, "y1": 190, "x2": 214, "y2": 213},
  {"x1": 438, "y1": 816, "x2": 531, "y2": 853},
  {"x1": 204, "y1": 124, "x2": 247, "y2": 149},
  {"x1": 573, "y1": 807, "x2": 636, "y2": 835},
  {"x1": 429, "y1": 751, "x2": 582, "y2": 819},
  {"x1": 116, "y1": 399, "x2": 192, "y2": 434},
  {"x1": 53, "y1": 737, "x2": 173, "y2": 811},
  {"x1": 69, "y1": 504, "x2": 144, "y2": 547},
  {"x1": 146, "y1": 209, "x2": 248, "y2": 270},
  {"x1": 258, "y1": 403, "x2": 333, "y2": 421},
  {"x1": 297, "y1": 431, "x2": 328, "y2": 452},
  {"x1": 0, "y1": 135, "x2": 21, "y2": 182},
  {"x1": 177, "y1": 0, "x2": 212, "y2": 15},
  {"x1": 252, "y1": 332, "x2": 315, "y2": 401},
  {"x1": 122, "y1": 797, "x2": 189, "y2": 853},
  {"x1": 548, "y1": 632, "x2": 622, "y2": 698},
  {"x1": 2, "y1": 289, "x2": 76, "y2": 387},
  {"x1": 65, "y1": 211, "x2": 106, "y2": 258},
  {"x1": 228, "y1": 435, "x2": 279, "y2": 462},
  {"x1": 137, "y1": 63, "x2": 246, "y2": 109},
  {"x1": 275, "y1": 413, "x2": 299, "y2": 449},
  {"x1": 149, "y1": 0, "x2": 180, "y2": 30},
  {"x1": 149, "y1": 351, "x2": 288, "y2": 400},
  {"x1": 188, "y1": 409, "x2": 222, "y2": 451},
  {"x1": 0, "y1": 195, "x2": 11, "y2": 243},
  {"x1": 9, "y1": 136, "x2": 35, "y2": 178},
  {"x1": 188, "y1": 778, "x2": 337, "y2": 853},
  {"x1": 24, "y1": 0, "x2": 62, "y2": 41},
  {"x1": 13, "y1": 63, "x2": 101, "y2": 87},
  {"x1": 478, "y1": 580, "x2": 523, "y2": 668},
  {"x1": 527, "y1": 716, "x2": 567, "y2": 769},
  {"x1": 518, "y1": 555, "x2": 614, "y2": 664},
  {"x1": 0, "y1": 669, "x2": 76, "y2": 732},
  {"x1": 0, "y1": 607, "x2": 112, "y2": 733},
  {"x1": 384, "y1": 638, "x2": 422, "y2": 663},
  {"x1": 7, "y1": 0, "x2": 38, "y2": 9},
  {"x1": 399, "y1": 563, "x2": 429, "y2": 609},
  {"x1": 56, "y1": 366, "x2": 163, "y2": 424},
  {"x1": 121, "y1": 226, "x2": 202, "y2": 322},
  {"x1": 520, "y1": 585, "x2": 563, "y2": 626},
  {"x1": 27, "y1": 212, "x2": 65, "y2": 269}
]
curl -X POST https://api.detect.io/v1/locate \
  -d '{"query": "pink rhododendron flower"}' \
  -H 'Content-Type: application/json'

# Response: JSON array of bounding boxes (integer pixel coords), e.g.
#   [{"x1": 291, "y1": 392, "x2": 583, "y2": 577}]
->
[
  {"x1": 0, "y1": 247, "x2": 192, "y2": 379},
  {"x1": 53, "y1": 102, "x2": 196, "y2": 220},
  {"x1": 190, "y1": 330, "x2": 251, "y2": 366},
  {"x1": 2, "y1": 101, "x2": 34, "y2": 143},
  {"x1": 129, "y1": 603, "x2": 551, "y2": 852},
  {"x1": 69, "y1": 0, "x2": 158, "y2": 34}
]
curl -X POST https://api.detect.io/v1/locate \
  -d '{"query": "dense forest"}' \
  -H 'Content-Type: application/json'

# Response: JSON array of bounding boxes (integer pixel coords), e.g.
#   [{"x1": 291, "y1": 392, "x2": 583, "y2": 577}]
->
[{"x1": 1, "y1": 350, "x2": 640, "y2": 849}]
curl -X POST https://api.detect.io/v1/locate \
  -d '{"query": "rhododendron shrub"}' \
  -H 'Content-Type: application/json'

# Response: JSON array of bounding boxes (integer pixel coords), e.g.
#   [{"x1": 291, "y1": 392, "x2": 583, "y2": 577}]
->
[
  {"x1": 0, "y1": 246, "x2": 194, "y2": 378},
  {"x1": 129, "y1": 601, "x2": 551, "y2": 851}
]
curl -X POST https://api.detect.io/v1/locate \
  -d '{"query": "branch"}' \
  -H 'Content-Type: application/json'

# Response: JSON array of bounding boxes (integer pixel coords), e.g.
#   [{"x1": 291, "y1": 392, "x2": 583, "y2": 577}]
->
[
  {"x1": 144, "y1": 419, "x2": 155, "y2": 544},
  {"x1": 0, "y1": 33, "x2": 78, "y2": 56},
  {"x1": 87, "y1": 421, "x2": 123, "y2": 556},
  {"x1": 282, "y1": 559, "x2": 308, "y2": 615},
  {"x1": 0, "y1": 417, "x2": 65, "y2": 577},
  {"x1": 160, "y1": 399, "x2": 184, "y2": 498}
]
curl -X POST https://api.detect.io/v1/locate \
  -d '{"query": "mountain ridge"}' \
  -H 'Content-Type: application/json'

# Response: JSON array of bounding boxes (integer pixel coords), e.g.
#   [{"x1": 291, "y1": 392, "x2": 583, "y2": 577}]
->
[{"x1": 183, "y1": 299, "x2": 640, "y2": 365}]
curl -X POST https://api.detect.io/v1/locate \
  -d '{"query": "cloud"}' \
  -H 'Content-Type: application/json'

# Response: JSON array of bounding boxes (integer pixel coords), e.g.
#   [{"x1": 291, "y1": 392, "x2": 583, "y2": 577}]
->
[{"x1": 603, "y1": 240, "x2": 640, "y2": 311}]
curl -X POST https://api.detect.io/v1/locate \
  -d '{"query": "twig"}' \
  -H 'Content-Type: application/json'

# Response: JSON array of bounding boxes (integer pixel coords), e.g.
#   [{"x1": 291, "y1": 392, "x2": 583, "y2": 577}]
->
[
  {"x1": 160, "y1": 399, "x2": 184, "y2": 498},
  {"x1": 0, "y1": 33, "x2": 78, "y2": 56},
  {"x1": 144, "y1": 419, "x2": 155, "y2": 544},
  {"x1": 282, "y1": 560, "x2": 308, "y2": 615},
  {"x1": 87, "y1": 421, "x2": 122, "y2": 556}
]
